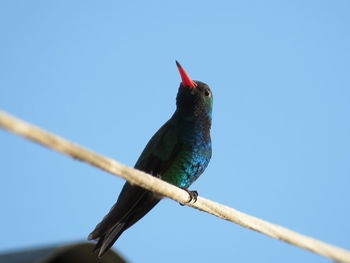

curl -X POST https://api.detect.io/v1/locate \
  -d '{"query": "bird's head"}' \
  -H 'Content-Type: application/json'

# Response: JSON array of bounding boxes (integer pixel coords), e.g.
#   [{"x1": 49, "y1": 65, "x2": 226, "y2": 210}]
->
[{"x1": 175, "y1": 61, "x2": 213, "y2": 119}]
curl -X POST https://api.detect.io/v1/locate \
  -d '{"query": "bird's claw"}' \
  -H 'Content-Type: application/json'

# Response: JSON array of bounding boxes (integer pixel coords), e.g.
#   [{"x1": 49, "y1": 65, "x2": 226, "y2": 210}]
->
[
  {"x1": 187, "y1": 190, "x2": 198, "y2": 203},
  {"x1": 179, "y1": 188, "x2": 198, "y2": 206}
]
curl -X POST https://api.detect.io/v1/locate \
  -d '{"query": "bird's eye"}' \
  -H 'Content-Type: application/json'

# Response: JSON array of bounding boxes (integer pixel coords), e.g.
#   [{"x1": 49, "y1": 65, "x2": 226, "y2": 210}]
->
[{"x1": 204, "y1": 89, "x2": 211, "y2": 97}]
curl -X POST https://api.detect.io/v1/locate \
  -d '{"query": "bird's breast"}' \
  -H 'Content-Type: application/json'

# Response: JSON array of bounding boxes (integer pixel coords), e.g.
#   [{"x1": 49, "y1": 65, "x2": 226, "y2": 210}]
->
[{"x1": 162, "y1": 127, "x2": 212, "y2": 188}]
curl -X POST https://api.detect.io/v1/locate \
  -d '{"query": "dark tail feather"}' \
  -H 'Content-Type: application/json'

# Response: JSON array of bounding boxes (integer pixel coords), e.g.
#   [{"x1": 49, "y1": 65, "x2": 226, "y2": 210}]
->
[
  {"x1": 88, "y1": 184, "x2": 161, "y2": 257},
  {"x1": 98, "y1": 223, "x2": 126, "y2": 257},
  {"x1": 91, "y1": 222, "x2": 126, "y2": 258},
  {"x1": 93, "y1": 234, "x2": 104, "y2": 252}
]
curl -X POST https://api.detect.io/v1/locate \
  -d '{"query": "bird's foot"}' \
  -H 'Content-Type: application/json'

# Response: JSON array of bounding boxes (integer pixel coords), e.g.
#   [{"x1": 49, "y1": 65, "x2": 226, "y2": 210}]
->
[{"x1": 179, "y1": 187, "x2": 198, "y2": 206}]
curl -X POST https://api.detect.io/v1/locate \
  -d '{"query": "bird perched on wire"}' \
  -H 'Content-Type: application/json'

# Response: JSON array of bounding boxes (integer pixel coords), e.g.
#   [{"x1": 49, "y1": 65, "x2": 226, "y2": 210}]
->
[{"x1": 88, "y1": 61, "x2": 213, "y2": 257}]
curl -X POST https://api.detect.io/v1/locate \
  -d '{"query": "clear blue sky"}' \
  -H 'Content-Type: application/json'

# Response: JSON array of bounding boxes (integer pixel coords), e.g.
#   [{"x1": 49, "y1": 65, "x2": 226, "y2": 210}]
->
[{"x1": 1, "y1": 1, "x2": 349, "y2": 262}]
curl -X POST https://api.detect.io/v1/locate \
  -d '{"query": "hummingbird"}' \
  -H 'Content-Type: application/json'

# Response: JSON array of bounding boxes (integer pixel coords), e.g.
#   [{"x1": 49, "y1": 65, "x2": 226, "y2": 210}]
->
[{"x1": 88, "y1": 61, "x2": 213, "y2": 257}]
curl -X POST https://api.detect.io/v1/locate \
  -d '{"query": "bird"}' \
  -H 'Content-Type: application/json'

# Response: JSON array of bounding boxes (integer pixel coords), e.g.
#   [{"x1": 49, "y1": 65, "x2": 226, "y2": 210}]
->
[{"x1": 88, "y1": 61, "x2": 213, "y2": 257}]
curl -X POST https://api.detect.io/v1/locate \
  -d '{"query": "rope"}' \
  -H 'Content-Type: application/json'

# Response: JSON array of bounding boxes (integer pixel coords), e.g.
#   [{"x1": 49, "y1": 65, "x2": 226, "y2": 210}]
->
[{"x1": 0, "y1": 110, "x2": 349, "y2": 263}]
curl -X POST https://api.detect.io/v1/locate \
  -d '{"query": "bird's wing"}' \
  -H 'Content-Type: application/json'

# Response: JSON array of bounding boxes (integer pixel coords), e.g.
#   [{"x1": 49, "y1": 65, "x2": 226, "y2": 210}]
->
[
  {"x1": 88, "y1": 119, "x2": 184, "y2": 255},
  {"x1": 134, "y1": 118, "x2": 183, "y2": 175},
  {"x1": 103, "y1": 120, "x2": 183, "y2": 224}
]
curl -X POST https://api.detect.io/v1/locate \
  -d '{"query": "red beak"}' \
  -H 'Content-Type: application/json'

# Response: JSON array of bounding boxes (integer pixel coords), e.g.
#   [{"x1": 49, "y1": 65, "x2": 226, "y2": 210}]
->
[{"x1": 176, "y1": 61, "x2": 197, "y2": 88}]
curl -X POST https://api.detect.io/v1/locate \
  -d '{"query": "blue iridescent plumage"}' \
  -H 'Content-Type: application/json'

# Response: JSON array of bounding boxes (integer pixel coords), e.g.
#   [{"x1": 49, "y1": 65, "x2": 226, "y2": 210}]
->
[
  {"x1": 161, "y1": 110, "x2": 212, "y2": 188},
  {"x1": 89, "y1": 62, "x2": 213, "y2": 257}
]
